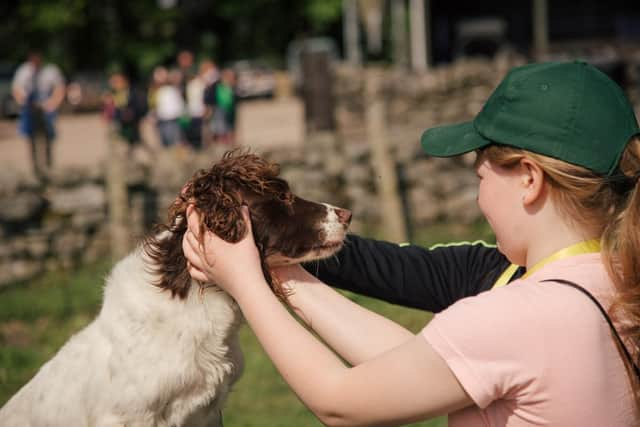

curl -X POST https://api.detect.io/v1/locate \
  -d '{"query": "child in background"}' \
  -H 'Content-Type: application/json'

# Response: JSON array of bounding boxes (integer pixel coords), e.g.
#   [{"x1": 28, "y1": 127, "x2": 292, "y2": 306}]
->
[
  {"x1": 205, "y1": 68, "x2": 236, "y2": 145},
  {"x1": 105, "y1": 71, "x2": 147, "y2": 146}
]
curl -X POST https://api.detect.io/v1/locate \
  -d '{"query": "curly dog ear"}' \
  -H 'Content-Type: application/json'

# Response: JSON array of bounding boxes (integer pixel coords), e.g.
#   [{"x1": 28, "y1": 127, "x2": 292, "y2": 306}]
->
[
  {"x1": 143, "y1": 169, "x2": 247, "y2": 299},
  {"x1": 143, "y1": 151, "x2": 293, "y2": 299}
]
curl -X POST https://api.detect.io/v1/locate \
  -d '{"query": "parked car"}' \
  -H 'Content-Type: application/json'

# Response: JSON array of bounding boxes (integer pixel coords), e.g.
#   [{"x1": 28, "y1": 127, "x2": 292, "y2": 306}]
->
[
  {"x1": 454, "y1": 17, "x2": 510, "y2": 59},
  {"x1": 230, "y1": 60, "x2": 276, "y2": 100},
  {"x1": 0, "y1": 63, "x2": 19, "y2": 118},
  {"x1": 65, "y1": 71, "x2": 110, "y2": 113}
]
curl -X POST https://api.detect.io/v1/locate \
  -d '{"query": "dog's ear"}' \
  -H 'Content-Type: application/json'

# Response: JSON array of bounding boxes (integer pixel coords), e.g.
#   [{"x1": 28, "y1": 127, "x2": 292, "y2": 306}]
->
[
  {"x1": 143, "y1": 184, "x2": 193, "y2": 299},
  {"x1": 194, "y1": 175, "x2": 247, "y2": 243},
  {"x1": 144, "y1": 152, "x2": 293, "y2": 300}
]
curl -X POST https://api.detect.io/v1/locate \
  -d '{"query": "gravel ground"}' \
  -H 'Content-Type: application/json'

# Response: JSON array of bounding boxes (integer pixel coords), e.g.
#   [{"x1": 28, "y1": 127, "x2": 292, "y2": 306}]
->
[{"x1": 0, "y1": 98, "x2": 304, "y2": 178}]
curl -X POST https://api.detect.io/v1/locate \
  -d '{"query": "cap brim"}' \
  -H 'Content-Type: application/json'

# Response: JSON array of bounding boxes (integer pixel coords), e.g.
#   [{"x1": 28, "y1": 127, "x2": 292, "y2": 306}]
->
[{"x1": 420, "y1": 121, "x2": 491, "y2": 157}]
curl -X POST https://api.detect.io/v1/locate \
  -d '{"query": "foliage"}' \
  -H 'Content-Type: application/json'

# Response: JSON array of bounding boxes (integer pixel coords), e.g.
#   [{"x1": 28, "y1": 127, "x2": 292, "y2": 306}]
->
[
  {"x1": 0, "y1": 0, "x2": 345, "y2": 79},
  {"x1": 0, "y1": 261, "x2": 110, "y2": 405}
]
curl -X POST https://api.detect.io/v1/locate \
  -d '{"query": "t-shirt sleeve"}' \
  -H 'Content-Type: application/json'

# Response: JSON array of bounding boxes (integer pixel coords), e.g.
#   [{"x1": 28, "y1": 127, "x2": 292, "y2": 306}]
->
[
  {"x1": 51, "y1": 66, "x2": 65, "y2": 85},
  {"x1": 422, "y1": 287, "x2": 539, "y2": 408},
  {"x1": 303, "y1": 234, "x2": 511, "y2": 312},
  {"x1": 12, "y1": 65, "x2": 29, "y2": 91}
]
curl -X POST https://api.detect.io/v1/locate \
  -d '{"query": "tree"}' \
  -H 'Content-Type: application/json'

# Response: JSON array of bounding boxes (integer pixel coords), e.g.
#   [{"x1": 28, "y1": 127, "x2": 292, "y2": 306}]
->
[{"x1": 0, "y1": 0, "x2": 347, "y2": 79}]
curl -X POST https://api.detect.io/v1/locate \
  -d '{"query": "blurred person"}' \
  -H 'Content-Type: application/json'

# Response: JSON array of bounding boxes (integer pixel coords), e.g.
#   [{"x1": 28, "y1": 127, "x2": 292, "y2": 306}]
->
[
  {"x1": 104, "y1": 71, "x2": 147, "y2": 147},
  {"x1": 147, "y1": 65, "x2": 168, "y2": 120},
  {"x1": 11, "y1": 50, "x2": 66, "y2": 178},
  {"x1": 185, "y1": 59, "x2": 217, "y2": 150},
  {"x1": 155, "y1": 68, "x2": 185, "y2": 148},
  {"x1": 176, "y1": 49, "x2": 196, "y2": 100},
  {"x1": 204, "y1": 68, "x2": 236, "y2": 145}
]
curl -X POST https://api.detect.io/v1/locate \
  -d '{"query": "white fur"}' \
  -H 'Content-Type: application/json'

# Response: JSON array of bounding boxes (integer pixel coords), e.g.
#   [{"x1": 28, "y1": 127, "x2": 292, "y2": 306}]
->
[{"x1": 0, "y1": 246, "x2": 243, "y2": 427}]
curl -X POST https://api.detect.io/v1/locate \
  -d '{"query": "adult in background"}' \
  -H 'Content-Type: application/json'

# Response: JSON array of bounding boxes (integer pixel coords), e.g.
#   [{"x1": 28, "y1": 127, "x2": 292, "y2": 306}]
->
[
  {"x1": 11, "y1": 50, "x2": 66, "y2": 178},
  {"x1": 176, "y1": 49, "x2": 196, "y2": 100},
  {"x1": 154, "y1": 69, "x2": 185, "y2": 148}
]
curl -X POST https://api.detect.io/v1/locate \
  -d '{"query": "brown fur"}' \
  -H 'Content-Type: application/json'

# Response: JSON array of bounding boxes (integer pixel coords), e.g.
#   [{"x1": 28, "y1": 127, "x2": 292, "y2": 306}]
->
[{"x1": 143, "y1": 150, "x2": 339, "y2": 299}]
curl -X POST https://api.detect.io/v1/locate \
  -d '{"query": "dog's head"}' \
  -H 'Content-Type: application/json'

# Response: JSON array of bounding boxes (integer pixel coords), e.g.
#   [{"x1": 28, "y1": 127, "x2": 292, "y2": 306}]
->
[{"x1": 144, "y1": 150, "x2": 351, "y2": 299}]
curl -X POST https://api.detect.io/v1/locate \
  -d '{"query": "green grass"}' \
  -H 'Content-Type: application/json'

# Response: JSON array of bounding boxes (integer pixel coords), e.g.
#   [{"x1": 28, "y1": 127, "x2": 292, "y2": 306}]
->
[
  {"x1": 0, "y1": 222, "x2": 494, "y2": 426},
  {"x1": 0, "y1": 261, "x2": 111, "y2": 405}
]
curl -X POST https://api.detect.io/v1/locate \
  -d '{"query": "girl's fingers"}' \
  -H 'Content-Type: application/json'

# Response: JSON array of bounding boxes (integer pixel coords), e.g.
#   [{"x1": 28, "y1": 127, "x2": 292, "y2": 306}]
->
[
  {"x1": 183, "y1": 230, "x2": 208, "y2": 271},
  {"x1": 186, "y1": 205, "x2": 201, "y2": 236},
  {"x1": 187, "y1": 265, "x2": 209, "y2": 283},
  {"x1": 183, "y1": 231, "x2": 211, "y2": 282}
]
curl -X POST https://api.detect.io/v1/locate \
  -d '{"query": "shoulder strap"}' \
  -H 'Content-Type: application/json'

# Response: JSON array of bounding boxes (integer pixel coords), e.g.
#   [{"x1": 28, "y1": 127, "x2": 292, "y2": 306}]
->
[{"x1": 541, "y1": 278, "x2": 640, "y2": 382}]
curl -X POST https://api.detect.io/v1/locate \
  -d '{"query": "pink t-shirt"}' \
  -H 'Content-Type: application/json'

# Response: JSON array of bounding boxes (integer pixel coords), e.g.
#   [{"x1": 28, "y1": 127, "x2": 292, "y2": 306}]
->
[{"x1": 422, "y1": 253, "x2": 636, "y2": 426}]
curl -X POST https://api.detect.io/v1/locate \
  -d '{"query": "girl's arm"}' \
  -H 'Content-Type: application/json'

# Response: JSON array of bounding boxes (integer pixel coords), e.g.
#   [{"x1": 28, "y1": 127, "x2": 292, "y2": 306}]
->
[
  {"x1": 274, "y1": 264, "x2": 416, "y2": 365},
  {"x1": 183, "y1": 207, "x2": 473, "y2": 426},
  {"x1": 235, "y1": 277, "x2": 471, "y2": 426},
  {"x1": 304, "y1": 235, "x2": 514, "y2": 312}
]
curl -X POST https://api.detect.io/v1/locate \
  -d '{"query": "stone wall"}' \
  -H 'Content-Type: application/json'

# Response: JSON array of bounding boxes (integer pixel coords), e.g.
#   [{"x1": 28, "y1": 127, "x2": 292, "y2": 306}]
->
[
  {"x1": 2, "y1": 53, "x2": 639, "y2": 287},
  {"x1": 0, "y1": 139, "x2": 480, "y2": 287}
]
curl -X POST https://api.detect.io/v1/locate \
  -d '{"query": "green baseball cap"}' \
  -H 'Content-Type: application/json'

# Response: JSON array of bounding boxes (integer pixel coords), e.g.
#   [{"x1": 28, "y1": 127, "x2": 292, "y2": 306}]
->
[{"x1": 420, "y1": 61, "x2": 640, "y2": 176}]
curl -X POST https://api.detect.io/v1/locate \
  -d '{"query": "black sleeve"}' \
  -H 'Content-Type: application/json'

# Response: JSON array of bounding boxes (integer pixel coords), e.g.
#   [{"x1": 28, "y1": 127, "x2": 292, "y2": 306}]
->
[
  {"x1": 130, "y1": 87, "x2": 147, "y2": 119},
  {"x1": 303, "y1": 234, "x2": 515, "y2": 313},
  {"x1": 203, "y1": 81, "x2": 218, "y2": 106}
]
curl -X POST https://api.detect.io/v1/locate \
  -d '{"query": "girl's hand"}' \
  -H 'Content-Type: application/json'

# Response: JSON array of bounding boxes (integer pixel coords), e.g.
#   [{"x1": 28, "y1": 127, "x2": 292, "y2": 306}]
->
[{"x1": 182, "y1": 204, "x2": 265, "y2": 296}]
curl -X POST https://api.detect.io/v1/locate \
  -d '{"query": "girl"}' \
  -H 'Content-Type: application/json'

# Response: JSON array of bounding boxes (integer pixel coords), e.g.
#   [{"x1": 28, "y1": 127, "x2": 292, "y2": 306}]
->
[{"x1": 183, "y1": 61, "x2": 640, "y2": 426}]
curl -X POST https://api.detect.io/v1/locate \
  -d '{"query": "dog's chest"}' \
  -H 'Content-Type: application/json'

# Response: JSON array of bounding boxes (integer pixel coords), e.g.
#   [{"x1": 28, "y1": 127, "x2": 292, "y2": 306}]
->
[{"x1": 100, "y1": 263, "x2": 245, "y2": 426}]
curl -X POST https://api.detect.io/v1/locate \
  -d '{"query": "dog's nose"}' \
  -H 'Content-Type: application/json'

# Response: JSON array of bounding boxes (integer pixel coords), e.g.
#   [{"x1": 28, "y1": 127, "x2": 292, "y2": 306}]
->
[{"x1": 335, "y1": 208, "x2": 352, "y2": 225}]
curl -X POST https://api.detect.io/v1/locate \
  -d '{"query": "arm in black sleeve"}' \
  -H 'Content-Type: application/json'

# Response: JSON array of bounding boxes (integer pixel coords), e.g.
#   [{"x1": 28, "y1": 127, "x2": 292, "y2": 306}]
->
[{"x1": 303, "y1": 234, "x2": 515, "y2": 313}]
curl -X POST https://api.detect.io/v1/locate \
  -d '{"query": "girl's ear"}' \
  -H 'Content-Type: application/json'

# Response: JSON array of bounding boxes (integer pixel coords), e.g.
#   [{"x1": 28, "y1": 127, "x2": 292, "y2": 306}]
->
[{"x1": 520, "y1": 157, "x2": 546, "y2": 206}]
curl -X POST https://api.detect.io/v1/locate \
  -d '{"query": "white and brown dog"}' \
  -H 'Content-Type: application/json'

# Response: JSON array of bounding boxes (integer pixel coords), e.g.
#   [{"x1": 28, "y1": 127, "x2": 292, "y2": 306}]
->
[{"x1": 0, "y1": 151, "x2": 351, "y2": 427}]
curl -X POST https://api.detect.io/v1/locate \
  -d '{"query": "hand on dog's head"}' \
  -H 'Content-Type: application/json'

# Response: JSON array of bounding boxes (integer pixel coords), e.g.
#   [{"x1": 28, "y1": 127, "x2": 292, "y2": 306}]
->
[{"x1": 145, "y1": 150, "x2": 294, "y2": 300}]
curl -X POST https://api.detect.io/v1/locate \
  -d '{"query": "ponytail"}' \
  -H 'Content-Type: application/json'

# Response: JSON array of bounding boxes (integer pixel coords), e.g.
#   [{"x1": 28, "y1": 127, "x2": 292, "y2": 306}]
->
[{"x1": 603, "y1": 136, "x2": 640, "y2": 407}]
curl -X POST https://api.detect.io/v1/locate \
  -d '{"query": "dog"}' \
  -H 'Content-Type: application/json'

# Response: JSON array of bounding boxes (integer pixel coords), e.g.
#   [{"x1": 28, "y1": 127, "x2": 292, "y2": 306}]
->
[{"x1": 0, "y1": 151, "x2": 351, "y2": 427}]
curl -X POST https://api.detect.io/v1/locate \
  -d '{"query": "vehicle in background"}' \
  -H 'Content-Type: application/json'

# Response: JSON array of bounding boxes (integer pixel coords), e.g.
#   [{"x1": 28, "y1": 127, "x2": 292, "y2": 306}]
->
[
  {"x1": 65, "y1": 71, "x2": 109, "y2": 113},
  {"x1": 453, "y1": 17, "x2": 510, "y2": 59},
  {"x1": 0, "y1": 63, "x2": 19, "y2": 118},
  {"x1": 230, "y1": 60, "x2": 276, "y2": 100}
]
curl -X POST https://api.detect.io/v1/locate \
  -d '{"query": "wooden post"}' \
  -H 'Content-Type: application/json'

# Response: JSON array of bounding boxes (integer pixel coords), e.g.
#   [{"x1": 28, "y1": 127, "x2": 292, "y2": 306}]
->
[
  {"x1": 301, "y1": 49, "x2": 335, "y2": 132},
  {"x1": 532, "y1": 0, "x2": 549, "y2": 60},
  {"x1": 391, "y1": 0, "x2": 409, "y2": 68},
  {"x1": 365, "y1": 69, "x2": 408, "y2": 243},
  {"x1": 409, "y1": 0, "x2": 429, "y2": 72},
  {"x1": 359, "y1": 0, "x2": 384, "y2": 55},
  {"x1": 106, "y1": 126, "x2": 130, "y2": 260},
  {"x1": 343, "y1": 0, "x2": 361, "y2": 66}
]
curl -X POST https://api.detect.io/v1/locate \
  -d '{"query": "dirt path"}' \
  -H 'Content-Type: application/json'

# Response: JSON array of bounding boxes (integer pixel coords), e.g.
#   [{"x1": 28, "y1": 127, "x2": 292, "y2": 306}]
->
[{"x1": 0, "y1": 98, "x2": 304, "y2": 177}]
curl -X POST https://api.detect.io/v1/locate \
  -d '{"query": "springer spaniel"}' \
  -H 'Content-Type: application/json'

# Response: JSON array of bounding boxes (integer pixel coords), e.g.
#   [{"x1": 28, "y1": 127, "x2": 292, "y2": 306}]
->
[{"x1": 0, "y1": 151, "x2": 351, "y2": 427}]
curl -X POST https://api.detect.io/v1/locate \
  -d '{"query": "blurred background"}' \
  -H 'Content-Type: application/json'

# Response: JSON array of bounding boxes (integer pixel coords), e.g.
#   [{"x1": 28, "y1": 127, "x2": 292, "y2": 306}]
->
[{"x1": 1, "y1": 1, "x2": 640, "y2": 425}]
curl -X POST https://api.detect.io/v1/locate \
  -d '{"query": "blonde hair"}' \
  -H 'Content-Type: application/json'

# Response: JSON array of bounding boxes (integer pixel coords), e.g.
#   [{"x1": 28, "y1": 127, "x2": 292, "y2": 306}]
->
[{"x1": 481, "y1": 136, "x2": 640, "y2": 408}]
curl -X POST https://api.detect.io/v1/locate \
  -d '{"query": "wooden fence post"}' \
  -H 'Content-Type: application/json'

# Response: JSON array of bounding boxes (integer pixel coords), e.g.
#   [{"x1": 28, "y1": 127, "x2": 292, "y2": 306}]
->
[
  {"x1": 106, "y1": 126, "x2": 130, "y2": 260},
  {"x1": 365, "y1": 68, "x2": 409, "y2": 243}
]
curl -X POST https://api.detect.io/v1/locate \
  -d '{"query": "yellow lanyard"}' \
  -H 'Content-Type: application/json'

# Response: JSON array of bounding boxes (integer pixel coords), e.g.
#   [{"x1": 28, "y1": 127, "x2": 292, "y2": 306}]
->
[{"x1": 492, "y1": 239, "x2": 601, "y2": 288}]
